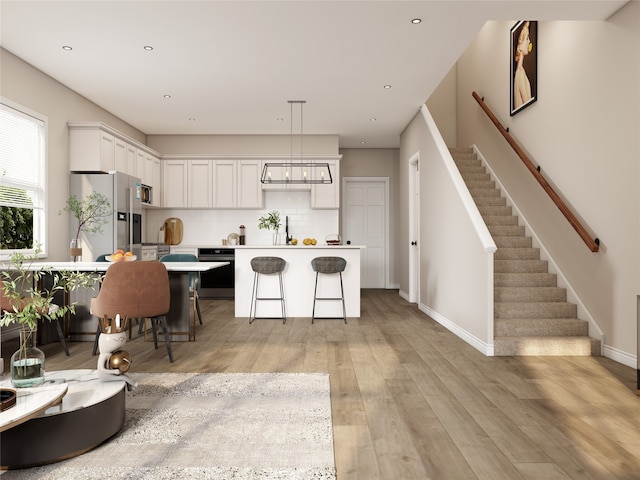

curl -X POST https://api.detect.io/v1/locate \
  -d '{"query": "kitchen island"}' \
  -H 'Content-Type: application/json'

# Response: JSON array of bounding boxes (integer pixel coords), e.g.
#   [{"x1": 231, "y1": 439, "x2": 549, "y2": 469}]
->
[{"x1": 235, "y1": 245, "x2": 363, "y2": 319}]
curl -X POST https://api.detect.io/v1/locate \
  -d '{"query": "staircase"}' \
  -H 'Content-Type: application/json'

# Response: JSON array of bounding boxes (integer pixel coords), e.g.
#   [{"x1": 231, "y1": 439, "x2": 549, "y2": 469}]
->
[{"x1": 451, "y1": 147, "x2": 601, "y2": 356}]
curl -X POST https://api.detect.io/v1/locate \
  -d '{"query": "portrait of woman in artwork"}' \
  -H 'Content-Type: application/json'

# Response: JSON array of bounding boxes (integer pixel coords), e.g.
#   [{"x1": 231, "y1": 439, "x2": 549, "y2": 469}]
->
[{"x1": 510, "y1": 20, "x2": 538, "y2": 115}]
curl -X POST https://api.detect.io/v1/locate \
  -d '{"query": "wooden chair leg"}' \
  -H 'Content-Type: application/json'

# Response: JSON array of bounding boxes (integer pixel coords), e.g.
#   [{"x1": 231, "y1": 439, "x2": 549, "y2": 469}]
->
[{"x1": 92, "y1": 323, "x2": 101, "y2": 356}]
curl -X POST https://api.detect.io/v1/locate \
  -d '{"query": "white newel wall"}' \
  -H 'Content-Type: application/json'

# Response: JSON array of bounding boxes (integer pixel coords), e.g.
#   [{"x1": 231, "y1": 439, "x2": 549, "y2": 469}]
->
[{"x1": 145, "y1": 191, "x2": 338, "y2": 246}]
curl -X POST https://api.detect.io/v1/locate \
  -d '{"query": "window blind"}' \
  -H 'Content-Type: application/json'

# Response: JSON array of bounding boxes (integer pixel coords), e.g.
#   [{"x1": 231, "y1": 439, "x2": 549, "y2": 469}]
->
[{"x1": 0, "y1": 104, "x2": 45, "y2": 211}]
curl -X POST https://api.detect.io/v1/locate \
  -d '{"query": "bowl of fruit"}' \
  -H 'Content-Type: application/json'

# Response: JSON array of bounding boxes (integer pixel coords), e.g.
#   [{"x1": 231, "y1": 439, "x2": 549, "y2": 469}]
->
[{"x1": 106, "y1": 249, "x2": 136, "y2": 262}]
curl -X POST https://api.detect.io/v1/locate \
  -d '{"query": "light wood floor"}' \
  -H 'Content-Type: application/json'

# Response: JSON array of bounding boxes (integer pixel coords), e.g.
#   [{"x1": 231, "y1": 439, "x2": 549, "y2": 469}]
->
[{"x1": 3, "y1": 289, "x2": 640, "y2": 479}]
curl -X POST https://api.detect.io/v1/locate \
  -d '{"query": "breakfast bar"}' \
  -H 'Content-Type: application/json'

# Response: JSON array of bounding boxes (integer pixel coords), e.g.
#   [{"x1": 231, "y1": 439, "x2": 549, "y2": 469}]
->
[{"x1": 235, "y1": 245, "x2": 363, "y2": 319}]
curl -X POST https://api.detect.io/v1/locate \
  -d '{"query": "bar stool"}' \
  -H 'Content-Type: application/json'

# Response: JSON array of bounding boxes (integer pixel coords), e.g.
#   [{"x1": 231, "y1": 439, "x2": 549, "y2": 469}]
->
[
  {"x1": 249, "y1": 256, "x2": 287, "y2": 324},
  {"x1": 311, "y1": 256, "x2": 347, "y2": 324}
]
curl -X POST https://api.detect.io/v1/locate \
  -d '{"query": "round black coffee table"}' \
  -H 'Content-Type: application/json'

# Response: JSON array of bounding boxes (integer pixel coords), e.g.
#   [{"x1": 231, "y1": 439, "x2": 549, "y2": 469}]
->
[{"x1": 0, "y1": 370, "x2": 126, "y2": 469}]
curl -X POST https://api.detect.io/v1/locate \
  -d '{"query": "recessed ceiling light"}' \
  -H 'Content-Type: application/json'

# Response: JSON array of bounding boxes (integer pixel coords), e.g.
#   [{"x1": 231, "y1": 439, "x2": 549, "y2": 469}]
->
[
  {"x1": 383, "y1": 84, "x2": 392, "y2": 89},
  {"x1": 188, "y1": 118, "x2": 196, "y2": 122},
  {"x1": 143, "y1": 45, "x2": 154, "y2": 51},
  {"x1": 370, "y1": 118, "x2": 377, "y2": 122},
  {"x1": 361, "y1": 141, "x2": 367, "y2": 144},
  {"x1": 163, "y1": 95, "x2": 171, "y2": 99},
  {"x1": 277, "y1": 117, "x2": 284, "y2": 122},
  {"x1": 411, "y1": 18, "x2": 422, "y2": 24},
  {"x1": 62, "y1": 46, "x2": 73, "y2": 51}
]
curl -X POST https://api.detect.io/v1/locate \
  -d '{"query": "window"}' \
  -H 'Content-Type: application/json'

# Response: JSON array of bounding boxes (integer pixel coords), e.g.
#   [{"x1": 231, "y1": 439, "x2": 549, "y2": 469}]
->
[{"x1": 0, "y1": 100, "x2": 47, "y2": 257}]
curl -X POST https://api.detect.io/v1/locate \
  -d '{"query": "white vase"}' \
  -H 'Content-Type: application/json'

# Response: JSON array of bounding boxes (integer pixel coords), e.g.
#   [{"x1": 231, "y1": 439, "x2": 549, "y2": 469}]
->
[{"x1": 272, "y1": 230, "x2": 280, "y2": 245}]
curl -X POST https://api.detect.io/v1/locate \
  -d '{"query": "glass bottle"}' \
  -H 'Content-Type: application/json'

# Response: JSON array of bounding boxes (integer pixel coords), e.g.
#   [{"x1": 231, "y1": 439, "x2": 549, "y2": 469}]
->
[
  {"x1": 11, "y1": 327, "x2": 45, "y2": 388},
  {"x1": 239, "y1": 225, "x2": 246, "y2": 245}
]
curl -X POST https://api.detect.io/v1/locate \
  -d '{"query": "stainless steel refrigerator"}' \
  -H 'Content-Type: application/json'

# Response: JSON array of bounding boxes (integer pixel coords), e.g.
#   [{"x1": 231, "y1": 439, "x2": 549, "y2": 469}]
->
[{"x1": 69, "y1": 172, "x2": 143, "y2": 262}]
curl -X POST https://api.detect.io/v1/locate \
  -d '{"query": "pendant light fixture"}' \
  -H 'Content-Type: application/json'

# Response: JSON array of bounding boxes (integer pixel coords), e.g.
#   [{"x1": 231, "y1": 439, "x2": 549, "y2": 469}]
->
[{"x1": 261, "y1": 100, "x2": 332, "y2": 184}]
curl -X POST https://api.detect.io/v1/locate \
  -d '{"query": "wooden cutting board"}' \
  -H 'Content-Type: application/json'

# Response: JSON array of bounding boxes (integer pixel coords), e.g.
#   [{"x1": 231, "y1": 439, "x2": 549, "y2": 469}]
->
[{"x1": 163, "y1": 217, "x2": 183, "y2": 245}]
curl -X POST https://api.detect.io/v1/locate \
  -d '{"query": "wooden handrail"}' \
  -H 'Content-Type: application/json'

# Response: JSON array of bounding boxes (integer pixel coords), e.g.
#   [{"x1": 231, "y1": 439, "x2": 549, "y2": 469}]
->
[{"x1": 472, "y1": 92, "x2": 599, "y2": 252}]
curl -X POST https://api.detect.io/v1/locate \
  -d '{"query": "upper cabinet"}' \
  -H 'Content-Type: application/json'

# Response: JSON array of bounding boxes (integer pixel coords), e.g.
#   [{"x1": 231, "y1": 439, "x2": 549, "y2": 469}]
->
[
  {"x1": 310, "y1": 159, "x2": 340, "y2": 209},
  {"x1": 161, "y1": 157, "x2": 263, "y2": 209},
  {"x1": 68, "y1": 123, "x2": 162, "y2": 206}
]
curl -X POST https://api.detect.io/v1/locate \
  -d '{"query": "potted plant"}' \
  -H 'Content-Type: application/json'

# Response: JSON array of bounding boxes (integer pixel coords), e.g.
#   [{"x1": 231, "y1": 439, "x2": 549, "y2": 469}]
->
[
  {"x1": 258, "y1": 210, "x2": 282, "y2": 245},
  {"x1": 0, "y1": 247, "x2": 98, "y2": 387},
  {"x1": 60, "y1": 192, "x2": 112, "y2": 261}
]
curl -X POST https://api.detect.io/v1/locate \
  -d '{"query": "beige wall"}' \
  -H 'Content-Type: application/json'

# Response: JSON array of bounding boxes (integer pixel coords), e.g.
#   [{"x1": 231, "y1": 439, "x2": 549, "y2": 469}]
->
[
  {"x1": 0, "y1": 49, "x2": 146, "y2": 260},
  {"x1": 425, "y1": 64, "x2": 458, "y2": 148},
  {"x1": 450, "y1": 4, "x2": 639, "y2": 358},
  {"x1": 340, "y1": 148, "x2": 400, "y2": 286}
]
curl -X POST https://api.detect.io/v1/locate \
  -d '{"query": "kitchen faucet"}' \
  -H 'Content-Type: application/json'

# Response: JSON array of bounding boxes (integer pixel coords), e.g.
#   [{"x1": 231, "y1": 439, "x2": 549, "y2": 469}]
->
[{"x1": 285, "y1": 216, "x2": 292, "y2": 244}]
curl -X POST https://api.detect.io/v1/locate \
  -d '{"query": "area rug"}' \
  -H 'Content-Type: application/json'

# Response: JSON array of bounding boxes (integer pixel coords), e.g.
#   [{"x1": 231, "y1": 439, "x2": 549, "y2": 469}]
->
[{"x1": 3, "y1": 373, "x2": 336, "y2": 479}]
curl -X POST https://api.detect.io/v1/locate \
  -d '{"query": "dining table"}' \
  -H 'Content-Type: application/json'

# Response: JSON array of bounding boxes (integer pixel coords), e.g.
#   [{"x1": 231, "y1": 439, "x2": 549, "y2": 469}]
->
[{"x1": 1, "y1": 260, "x2": 228, "y2": 343}]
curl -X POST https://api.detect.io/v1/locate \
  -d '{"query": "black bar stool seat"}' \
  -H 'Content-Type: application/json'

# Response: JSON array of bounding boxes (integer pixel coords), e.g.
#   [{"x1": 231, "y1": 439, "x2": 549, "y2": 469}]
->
[
  {"x1": 250, "y1": 256, "x2": 287, "y2": 324},
  {"x1": 311, "y1": 256, "x2": 347, "y2": 324}
]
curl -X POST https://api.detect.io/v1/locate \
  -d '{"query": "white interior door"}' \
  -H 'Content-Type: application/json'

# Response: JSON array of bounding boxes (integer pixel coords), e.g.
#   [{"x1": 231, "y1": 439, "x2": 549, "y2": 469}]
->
[{"x1": 343, "y1": 178, "x2": 387, "y2": 288}]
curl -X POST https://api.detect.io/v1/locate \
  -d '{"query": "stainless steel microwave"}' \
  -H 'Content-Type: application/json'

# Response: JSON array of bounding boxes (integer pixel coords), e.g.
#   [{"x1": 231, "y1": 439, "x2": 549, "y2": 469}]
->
[{"x1": 141, "y1": 184, "x2": 152, "y2": 205}]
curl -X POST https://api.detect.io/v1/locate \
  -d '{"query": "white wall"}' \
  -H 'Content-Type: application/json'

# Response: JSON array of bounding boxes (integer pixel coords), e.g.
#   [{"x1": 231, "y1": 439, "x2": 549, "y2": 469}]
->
[{"x1": 454, "y1": 5, "x2": 640, "y2": 360}]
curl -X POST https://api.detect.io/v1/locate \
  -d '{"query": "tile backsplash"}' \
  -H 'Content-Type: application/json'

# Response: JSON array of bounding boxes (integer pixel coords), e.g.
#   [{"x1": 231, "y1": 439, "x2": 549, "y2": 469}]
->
[{"x1": 145, "y1": 191, "x2": 339, "y2": 246}]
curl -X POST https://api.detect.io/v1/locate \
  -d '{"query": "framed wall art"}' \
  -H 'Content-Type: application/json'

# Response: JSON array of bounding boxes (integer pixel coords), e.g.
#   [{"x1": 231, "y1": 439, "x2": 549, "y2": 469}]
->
[{"x1": 510, "y1": 20, "x2": 537, "y2": 116}]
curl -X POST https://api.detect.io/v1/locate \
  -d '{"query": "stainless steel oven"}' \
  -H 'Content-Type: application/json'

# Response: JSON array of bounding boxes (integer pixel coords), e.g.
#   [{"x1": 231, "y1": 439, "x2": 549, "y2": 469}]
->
[{"x1": 198, "y1": 248, "x2": 235, "y2": 299}]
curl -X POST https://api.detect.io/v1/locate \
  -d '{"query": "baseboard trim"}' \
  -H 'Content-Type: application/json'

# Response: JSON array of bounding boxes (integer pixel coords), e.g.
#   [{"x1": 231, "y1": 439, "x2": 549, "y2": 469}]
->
[
  {"x1": 604, "y1": 344, "x2": 636, "y2": 369},
  {"x1": 418, "y1": 302, "x2": 494, "y2": 356}
]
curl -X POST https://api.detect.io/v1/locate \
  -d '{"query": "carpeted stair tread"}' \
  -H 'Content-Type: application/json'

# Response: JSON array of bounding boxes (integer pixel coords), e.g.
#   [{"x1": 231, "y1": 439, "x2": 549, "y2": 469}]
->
[
  {"x1": 494, "y1": 247, "x2": 540, "y2": 260},
  {"x1": 494, "y1": 336, "x2": 600, "y2": 356},
  {"x1": 478, "y1": 205, "x2": 513, "y2": 216},
  {"x1": 494, "y1": 259, "x2": 548, "y2": 273},
  {"x1": 482, "y1": 215, "x2": 519, "y2": 226},
  {"x1": 493, "y1": 236, "x2": 532, "y2": 248},
  {"x1": 469, "y1": 188, "x2": 501, "y2": 198},
  {"x1": 495, "y1": 301, "x2": 577, "y2": 319},
  {"x1": 489, "y1": 225, "x2": 526, "y2": 236},
  {"x1": 495, "y1": 317, "x2": 588, "y2": 337},
  {"x1": 465, "y1": 180, "x2": 496, "y2": 190},
  {"x1": 495, "y1": 272, "x2": 557, "y2": 287},
  {"x1": 494, "y1": 286, "x2": 566, "y2": 302},
  {"x1": 473, "y1": 196, "x2": 508, "y2": 207}
]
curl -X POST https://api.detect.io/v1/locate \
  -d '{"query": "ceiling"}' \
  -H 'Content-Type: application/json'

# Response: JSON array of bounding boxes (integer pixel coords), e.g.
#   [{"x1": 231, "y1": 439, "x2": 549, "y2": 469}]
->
[{"x1": 0, "y1": 1, "x2": 627, "y2": 148}]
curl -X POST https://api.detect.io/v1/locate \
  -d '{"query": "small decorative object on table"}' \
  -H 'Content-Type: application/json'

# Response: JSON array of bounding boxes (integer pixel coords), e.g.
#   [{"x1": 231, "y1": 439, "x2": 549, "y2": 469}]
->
[
  {"x1": 97, "y1": 314, "x2": 135, "y2": 387},
  {"x1": 325, "y1": 234, "x2": 341, "y2": 245},
  {"x1": 0, "y1": 388, "x2": 17, "y2": 411}
]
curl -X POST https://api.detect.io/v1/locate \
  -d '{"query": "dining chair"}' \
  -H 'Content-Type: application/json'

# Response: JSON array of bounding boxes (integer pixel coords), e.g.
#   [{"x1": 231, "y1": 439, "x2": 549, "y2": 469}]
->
[
  {"x1": 160, "y1": 253, "x2": 202, "y2": 340},
  {"x1": 91, "y1": 261, "x2": 174, "y2": 362}
]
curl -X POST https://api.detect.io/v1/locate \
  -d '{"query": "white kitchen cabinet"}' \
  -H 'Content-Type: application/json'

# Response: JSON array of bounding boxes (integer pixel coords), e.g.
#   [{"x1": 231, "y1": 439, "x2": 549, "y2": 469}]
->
[
  {"x1": 237, "y1": 159, "x2": 263, "y2": 208},
  {"x1": 126, "y1": 143, "x2": 137, "y2": 177},
  {"x1": 114, "y1": 137, "x2": 127, "y2": 174},
  {"x1": 68, "y1": 123, "x2": 161, "y2": 191},
  {"x1": 311, "y1": 159, "x2": 340, "y2": 209},
  {"x1": 212, "y1": 159, "x2": 236, "y2": 209},
  {"x1": 150, "y1": 156, "x2": 162, "y2": 206},
  {"x1": 69, "y1": 126, "x2": 115, "y2": 172},
  {"x1": 188, "y1": 159, "x2": 213, "y2": 208},
  {"x1": 136, "y1": 149, "x2": 146, "y2": 182},
  {"x1": 162, "y1": 160, "x2": 188, "y2": 208}
]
